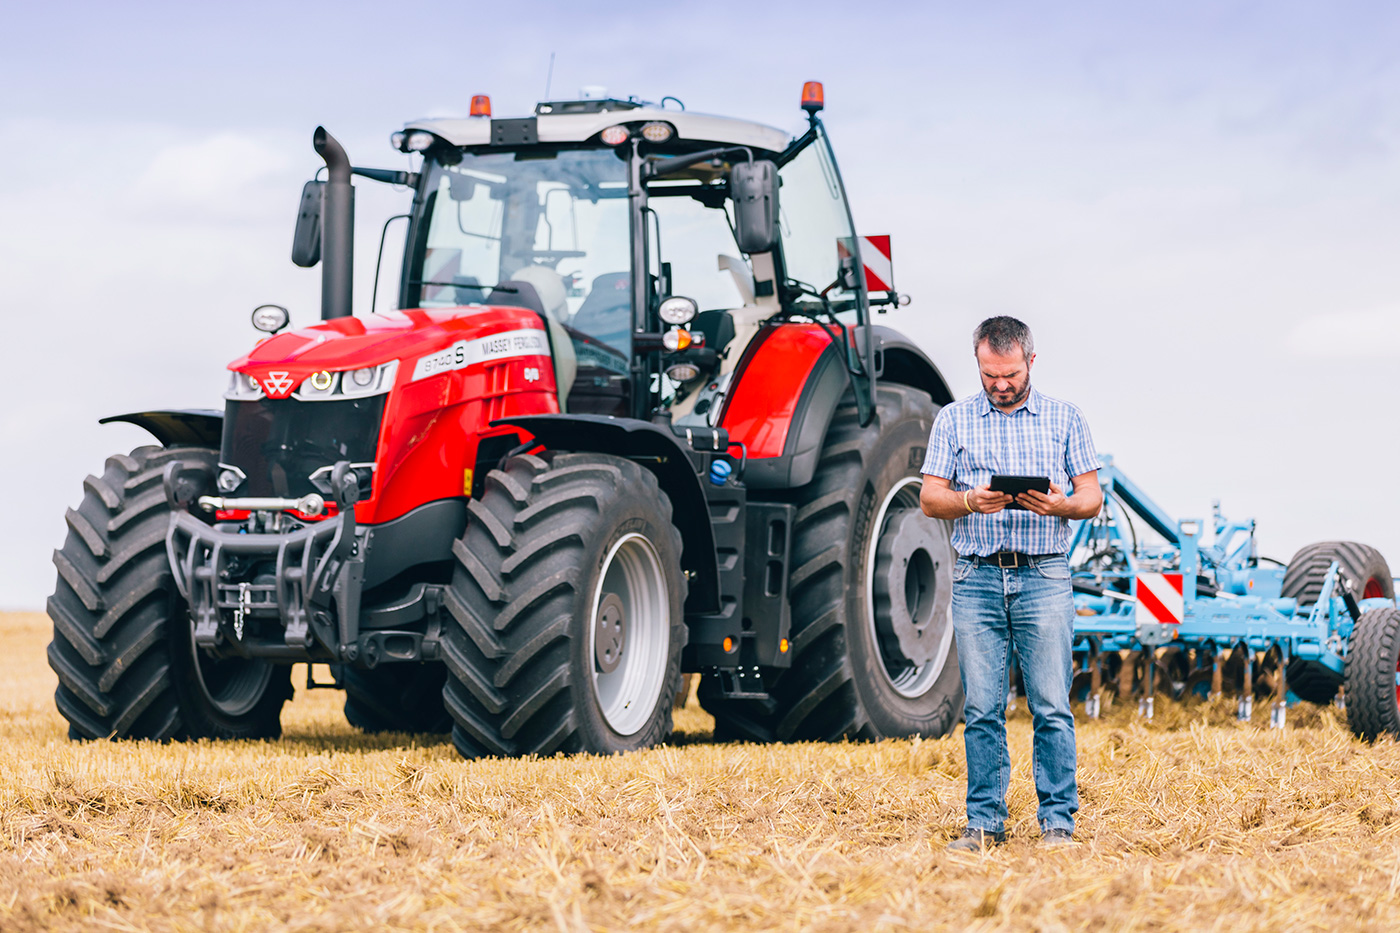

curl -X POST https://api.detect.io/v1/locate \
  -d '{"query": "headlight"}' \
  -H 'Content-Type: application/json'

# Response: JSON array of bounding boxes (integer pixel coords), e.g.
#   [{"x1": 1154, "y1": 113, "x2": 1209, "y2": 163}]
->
[
  {"x1": 640, "y1": 122, "x2": 674, "y2": 143},
  {"x1": 658, "y1": 296, "x2": 698, "y2": 325},
  {"x1": 251, "y1": 304, "x2": 289, "y2": 333},
  {"x1": 298, "y1": 370, "x2": 339, "y2": 399},
  {"x1": 665, "y1": 361, "x2": 701, "y2": 383},
  {"x1": 340, "y1": 360, "x2": 399, "y2": 397},
  {"x1": 404, "y1": 131, "x2": 436, "y2": 152},
  {"x1": 225, "y1": 370, "x2": 264, "y2": 400}
]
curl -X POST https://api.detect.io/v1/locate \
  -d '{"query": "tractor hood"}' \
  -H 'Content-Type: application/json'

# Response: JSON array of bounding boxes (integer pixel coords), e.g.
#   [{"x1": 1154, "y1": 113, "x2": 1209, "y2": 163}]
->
[{"x1": 228, "y1": 306, "x2": 549, "y2": 400}]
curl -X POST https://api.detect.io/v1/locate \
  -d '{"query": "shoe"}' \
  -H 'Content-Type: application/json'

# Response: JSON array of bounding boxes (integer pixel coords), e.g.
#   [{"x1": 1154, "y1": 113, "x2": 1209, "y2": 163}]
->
[
  {"x1": 946, "y1": 827, "x2": 1006, "y2": 852},
  {"x1": 1040, "y1": 828, "x2": 1077, "y2": 847}
]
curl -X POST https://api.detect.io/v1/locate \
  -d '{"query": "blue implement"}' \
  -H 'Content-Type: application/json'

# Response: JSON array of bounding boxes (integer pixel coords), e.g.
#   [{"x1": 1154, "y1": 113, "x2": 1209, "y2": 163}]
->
[{"x1": 1067, "y1": 456, "x2": 1397, "y2": 737}]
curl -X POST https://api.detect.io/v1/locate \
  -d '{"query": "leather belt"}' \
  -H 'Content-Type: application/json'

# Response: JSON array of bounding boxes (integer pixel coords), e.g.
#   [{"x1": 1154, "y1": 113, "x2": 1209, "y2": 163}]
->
[{"x1": 973, "y1": 551, "x2": 1056, "y2": 568}]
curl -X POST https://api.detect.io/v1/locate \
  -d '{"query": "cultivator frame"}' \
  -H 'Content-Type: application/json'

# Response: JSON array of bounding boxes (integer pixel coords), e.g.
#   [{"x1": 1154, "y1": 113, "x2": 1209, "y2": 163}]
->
[{"x1": 1066, "y1": 456, "x2": 1398, "y2": 732}]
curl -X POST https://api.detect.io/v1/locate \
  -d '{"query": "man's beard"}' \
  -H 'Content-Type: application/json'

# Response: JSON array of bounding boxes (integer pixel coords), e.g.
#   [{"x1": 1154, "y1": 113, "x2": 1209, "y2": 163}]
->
[{"x1": 987, "y1": 379, "x2": 1030, "y2": 409}]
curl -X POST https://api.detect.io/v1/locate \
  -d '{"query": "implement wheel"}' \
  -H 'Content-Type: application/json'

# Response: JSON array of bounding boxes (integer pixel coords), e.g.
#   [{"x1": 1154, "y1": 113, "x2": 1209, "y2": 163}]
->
[
  {"x1": 701, "y1": 385, "x2": 962, "y2": 742},
  {"x1": 1282, "y1": 541, "x2": 1394, "y2": 703},
  {"x1": 441, "y1": 452, "x2": 686, "y2": 758},
  {"x1": 47, "y1": 446, "x2": 291, "y2": 740},
  {"x1": 341, "y1": 663, "x2": 451, "y2": 734},
  {"x1": 1345, "y1": 607, "x2": 1400, "y2": 741}
]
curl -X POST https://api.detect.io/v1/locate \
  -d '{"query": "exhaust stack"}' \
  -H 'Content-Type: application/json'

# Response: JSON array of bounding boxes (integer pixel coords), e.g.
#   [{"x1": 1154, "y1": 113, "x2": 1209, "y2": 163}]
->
[{"x1": 313, "y1": 127, "x2": 354, "y2": 320}]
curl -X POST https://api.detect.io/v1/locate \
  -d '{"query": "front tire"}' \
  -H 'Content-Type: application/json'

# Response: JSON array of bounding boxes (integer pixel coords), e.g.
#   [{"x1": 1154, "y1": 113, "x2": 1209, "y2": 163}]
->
[
  {"x1": 47, "y1": 446, "x2": 291, "y2": 740},
  {"x1": 440, "y1": 452, "x2": 687, "y2": 758},
  {"x1": 701, "y1": 385, "x2": 963, "y2": 741}
]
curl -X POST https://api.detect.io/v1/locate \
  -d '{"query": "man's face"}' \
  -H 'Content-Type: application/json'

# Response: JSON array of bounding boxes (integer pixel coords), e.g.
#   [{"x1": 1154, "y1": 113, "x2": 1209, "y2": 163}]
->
[{"x1": 976, "y1": 342, "x2": 1034, "y2": 410}]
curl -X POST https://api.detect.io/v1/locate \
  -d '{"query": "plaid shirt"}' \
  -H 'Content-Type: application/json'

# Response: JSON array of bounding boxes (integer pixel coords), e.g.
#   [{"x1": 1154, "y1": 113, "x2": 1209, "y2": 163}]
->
[{"x1": 921, "y1": 386, "x2": 1100, "y2": 557}]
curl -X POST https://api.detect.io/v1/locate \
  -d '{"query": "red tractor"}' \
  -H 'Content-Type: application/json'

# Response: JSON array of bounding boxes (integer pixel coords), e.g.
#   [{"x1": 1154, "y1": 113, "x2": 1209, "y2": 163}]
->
[{"x1": 48, "y1": 84, "x2": 963, "y2": 757}]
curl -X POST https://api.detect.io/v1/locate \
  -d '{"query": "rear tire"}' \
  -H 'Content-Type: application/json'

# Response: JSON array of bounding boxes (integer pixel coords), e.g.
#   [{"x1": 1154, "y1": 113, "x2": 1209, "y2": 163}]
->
[
  {"x1": 1345, "y1": 607, "x2": 1400, "y2": 741},
  {"x1": 441, "y1": 452, "x2": 687, "y2": 758},
  {"x1": 701, "y1": 385, "x2": 963, "y2": 742},
  {"x1": 47, "y1": 446, "x2": 291, "y2": 740},
  {"x1": 341, "y1": 664, "x2": 451, "y2": 734},
  {"x1": 1281, "y1": 541, "x2": 1394, "y2": 703}
]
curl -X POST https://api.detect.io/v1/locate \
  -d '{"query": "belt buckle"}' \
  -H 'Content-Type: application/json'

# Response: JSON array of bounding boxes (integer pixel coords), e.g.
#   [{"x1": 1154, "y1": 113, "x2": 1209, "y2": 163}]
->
[{"x1": 995, "y1": 552, "x2": 1018, "y2": 569}]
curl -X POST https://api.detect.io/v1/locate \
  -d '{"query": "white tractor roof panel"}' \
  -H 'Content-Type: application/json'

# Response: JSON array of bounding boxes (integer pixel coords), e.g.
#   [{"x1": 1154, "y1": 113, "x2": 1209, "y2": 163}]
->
[{"x1": 406, "y1": 107, "x2": 792, "y2": 154}]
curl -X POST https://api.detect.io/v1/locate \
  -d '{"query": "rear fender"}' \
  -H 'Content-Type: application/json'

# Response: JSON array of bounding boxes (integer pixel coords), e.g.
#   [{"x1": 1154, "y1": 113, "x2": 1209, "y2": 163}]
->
[
  {"x1": 492, "y1": 414, "x2": 720, "y2": 614},
  {"x1": 100, "y1": 409, "x2": 224, "y2": 448},
  {"x1": 720, "y1": 324, "x2": 954, "y2": 490}
]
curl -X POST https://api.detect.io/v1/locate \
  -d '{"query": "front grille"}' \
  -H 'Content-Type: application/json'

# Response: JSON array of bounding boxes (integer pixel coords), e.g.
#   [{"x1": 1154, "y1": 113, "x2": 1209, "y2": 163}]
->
[{"x1": 221, "y1": 396, "x2": 385, "y2": 498}]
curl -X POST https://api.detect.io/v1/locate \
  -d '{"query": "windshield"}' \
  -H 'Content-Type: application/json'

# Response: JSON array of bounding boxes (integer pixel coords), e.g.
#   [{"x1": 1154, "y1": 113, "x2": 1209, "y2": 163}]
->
[{"x1": 413, "y1": 149, "x2": 632, "y2": 345}]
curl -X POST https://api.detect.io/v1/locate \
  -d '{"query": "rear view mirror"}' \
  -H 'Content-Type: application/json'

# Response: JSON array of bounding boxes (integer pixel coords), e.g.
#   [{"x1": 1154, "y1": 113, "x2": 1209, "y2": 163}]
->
[
  {"x1": 730, "y1": 160, "x2": 779, "y2": 255},
  {"x1": 291, "y1": 180, "x2": 324, "y2": 268}
]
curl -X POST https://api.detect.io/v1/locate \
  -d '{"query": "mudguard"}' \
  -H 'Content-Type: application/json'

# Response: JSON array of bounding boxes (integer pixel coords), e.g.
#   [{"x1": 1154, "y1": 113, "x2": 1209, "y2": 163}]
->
[
  {"x1": 100, "y1": 409, "x2": 224, "y2": 448},
  {"x1": 720, "y1": 324, "x2": 954, "y2": 490},
  {"x1": 492, "y1": 413, "x2": 720, "y2": 614}
]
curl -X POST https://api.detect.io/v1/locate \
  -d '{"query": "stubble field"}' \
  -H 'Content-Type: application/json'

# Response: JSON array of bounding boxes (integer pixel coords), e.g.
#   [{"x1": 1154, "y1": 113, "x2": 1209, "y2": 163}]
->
[{"x1": 2, "y1": 610, "x2": 1399, "y2": 931}]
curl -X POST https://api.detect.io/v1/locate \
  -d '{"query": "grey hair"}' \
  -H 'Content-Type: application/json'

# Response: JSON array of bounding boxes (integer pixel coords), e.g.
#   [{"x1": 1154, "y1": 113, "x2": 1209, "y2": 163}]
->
[{"x1": 973, "y1": 316, "x2": 1034, "y2": 360}]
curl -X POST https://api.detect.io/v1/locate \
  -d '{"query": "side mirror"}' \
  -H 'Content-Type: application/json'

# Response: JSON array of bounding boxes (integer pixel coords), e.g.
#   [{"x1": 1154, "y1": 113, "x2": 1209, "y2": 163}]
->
[
  {"x1": 730, "y1": 160, "x2": 779, "y2": 255},
  {"x1": 291, "y1": 180, "x2": 324, "y2": 268}
]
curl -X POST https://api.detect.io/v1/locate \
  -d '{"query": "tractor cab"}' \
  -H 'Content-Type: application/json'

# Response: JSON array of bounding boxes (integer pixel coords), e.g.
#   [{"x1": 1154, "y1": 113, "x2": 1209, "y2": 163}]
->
[{"x1": 379, "y1": 91, "x2": 877, "y2": 421}]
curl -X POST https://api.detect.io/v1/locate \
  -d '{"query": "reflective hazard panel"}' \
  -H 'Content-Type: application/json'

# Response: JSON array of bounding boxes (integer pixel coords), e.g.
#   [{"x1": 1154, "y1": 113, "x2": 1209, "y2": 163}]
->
[
  {"x1": 861, "y1": 235, "x2": 894, "y2": 292},
  {"x1": 1135, "y1": 573, "x2": 1184, "y2": 625}
]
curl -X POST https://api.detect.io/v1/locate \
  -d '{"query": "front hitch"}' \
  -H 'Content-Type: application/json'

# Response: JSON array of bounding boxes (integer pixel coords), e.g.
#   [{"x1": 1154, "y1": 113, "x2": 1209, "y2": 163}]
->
[{"x1": 165, "y1": 460, "x2": 369, "y2": 663}]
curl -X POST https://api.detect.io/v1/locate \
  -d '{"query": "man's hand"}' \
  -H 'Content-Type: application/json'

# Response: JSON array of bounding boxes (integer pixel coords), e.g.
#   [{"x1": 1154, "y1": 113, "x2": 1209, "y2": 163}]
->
[
  {"x1": 1016, "y1": 482, "x2": 1068, "y2": 516},
  {"x1": 969, "y1": 484, "x2": 1013, "y2": 514}
]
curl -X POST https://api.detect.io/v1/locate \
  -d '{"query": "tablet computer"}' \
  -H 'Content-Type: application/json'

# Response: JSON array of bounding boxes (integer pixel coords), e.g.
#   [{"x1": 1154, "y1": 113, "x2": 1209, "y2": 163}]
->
[{"x1": 989, "y1": 474, "x2": 1050, "y2": 510}]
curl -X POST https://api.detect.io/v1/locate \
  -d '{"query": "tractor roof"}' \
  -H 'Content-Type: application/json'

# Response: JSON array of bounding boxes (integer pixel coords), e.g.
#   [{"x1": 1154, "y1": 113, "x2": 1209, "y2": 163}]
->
[{"x1": 404, "y1": 99, "x2": 791, "y2": 155}]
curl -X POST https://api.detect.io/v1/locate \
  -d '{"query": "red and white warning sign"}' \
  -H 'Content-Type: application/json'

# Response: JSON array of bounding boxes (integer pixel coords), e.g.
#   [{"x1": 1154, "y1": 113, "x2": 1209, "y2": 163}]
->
[
  {"x1": 860, "y1": 235, "x2": 894, "y2": 292},
  {"x1": 1135, "y1": 573, "x2": 1184, "y2": 626}
]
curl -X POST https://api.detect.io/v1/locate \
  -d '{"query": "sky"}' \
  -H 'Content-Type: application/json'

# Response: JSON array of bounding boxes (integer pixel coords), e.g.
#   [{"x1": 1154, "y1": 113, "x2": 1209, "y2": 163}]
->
[{"x1": 2, "y1": 0, "x2": 1399, "y2": 608}]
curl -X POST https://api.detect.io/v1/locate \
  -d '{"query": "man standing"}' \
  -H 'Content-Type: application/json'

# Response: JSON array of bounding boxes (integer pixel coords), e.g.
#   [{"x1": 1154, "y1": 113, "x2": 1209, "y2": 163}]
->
[{"x1": 920, "y1": 316, "x2": 1102, "y2": 850}]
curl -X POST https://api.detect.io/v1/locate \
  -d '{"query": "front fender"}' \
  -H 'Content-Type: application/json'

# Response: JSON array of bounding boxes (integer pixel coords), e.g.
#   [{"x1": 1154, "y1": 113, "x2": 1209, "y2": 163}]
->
[{"x1": 100, "y1": 409, "x2": 224, "y2": 448}]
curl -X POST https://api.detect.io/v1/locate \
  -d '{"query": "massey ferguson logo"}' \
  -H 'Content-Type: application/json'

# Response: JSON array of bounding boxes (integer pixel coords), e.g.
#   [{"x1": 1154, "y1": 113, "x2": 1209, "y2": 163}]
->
[{"x1": 261, "y1": 372, "x2": 295, "y2": 398}]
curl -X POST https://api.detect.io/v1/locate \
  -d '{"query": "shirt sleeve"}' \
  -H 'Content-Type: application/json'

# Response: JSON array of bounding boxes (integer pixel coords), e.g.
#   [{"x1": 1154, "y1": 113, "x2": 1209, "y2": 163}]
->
[
  {"x1": 1064, "y1": 405, "x2": 1101, "y2": 478},
  {"x1": 921, "y1": 409, "x2": 957, "y2": 480}
]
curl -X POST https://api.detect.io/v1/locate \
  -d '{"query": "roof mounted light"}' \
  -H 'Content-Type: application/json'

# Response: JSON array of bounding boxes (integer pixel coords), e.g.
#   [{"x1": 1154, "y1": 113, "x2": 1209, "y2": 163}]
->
[
  {"x1": 600, "y1": 125, "x2": 629, "y2": 146},
  {"x1": 470, "y1": 94, "x2": 491, "y2": 117},
  {"x1": 404, "y1": 131, "x2": 435, "y2": 152},
  {"x1": 640, "y1": 121, "x2": 674, "y2": 143},
  {"x1": 389, "y1": 131, "x2": 406, "y2": 151},
  {"x1": 801, "y1": 81, "x2": 825, "y2": 115}
]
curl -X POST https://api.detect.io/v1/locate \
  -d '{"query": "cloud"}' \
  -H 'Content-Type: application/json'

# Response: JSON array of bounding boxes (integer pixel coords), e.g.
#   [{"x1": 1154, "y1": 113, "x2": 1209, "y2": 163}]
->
[
  {"x1": 128, "y1": 132, "x2": 295, "y2": 223},
  {"x1": 1284, "y1": 307, "x2": 1400, "y2": 358}
]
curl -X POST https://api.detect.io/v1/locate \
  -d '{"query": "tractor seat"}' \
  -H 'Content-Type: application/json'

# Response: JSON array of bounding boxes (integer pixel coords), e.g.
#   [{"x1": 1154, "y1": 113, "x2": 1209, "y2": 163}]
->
[
  {"x1": 571, "y1": 272, "x2": 631, "y2": 352},
  {"x1": 487, "y1": 277, "x2": 577, "y2": 413},
  {"x1": 691, "y1": 309, "x2": 736, "y2": 358}
]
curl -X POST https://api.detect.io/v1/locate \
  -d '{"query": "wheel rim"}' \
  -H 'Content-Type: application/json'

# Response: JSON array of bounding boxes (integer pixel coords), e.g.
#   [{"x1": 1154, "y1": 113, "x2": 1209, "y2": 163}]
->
[
  {"x1": 189, "y1": 623, "x2": 275, "y2": 718},
  {"x1": 864, "y1": 478, "x2": 955, "y2": 698},
  {"x1": 589, "y1": 533, "x2": 670, "y2": 736},
  {"x1": 1364, "y1": 576, "x2": 1385, "y2": 600}
]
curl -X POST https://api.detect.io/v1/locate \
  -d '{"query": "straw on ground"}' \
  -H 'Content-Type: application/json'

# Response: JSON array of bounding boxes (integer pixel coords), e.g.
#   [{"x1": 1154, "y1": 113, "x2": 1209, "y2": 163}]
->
[{"x1": 1, "y1": 610, "x2": 1398, "y2": 931}]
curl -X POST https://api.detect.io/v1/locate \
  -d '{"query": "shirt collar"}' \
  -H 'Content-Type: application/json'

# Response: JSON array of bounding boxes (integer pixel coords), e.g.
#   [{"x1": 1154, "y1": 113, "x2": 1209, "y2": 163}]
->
[{"x1": 977, "y1": 385, "x2": 1041, "y2": 417}]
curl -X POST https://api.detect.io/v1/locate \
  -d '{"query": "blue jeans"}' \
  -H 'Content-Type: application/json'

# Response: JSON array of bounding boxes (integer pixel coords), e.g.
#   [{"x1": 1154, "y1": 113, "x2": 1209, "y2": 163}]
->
[{"x1": 951, "y1": 554, "x2": 1078, "y2": 834}]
